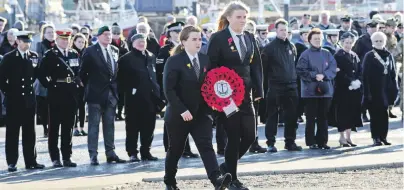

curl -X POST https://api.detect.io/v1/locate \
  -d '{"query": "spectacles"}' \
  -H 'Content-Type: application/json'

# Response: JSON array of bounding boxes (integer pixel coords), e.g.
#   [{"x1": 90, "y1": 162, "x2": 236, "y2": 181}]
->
[
  {"x1": 260, "y1": 32, "x2": 268, "y2": 35},
  {"x1": 82, "y1": 33, "x2": 89, "y2": 35},
  {"x1": 112, "y1": 33, "x2": 121, "y2": 35}
]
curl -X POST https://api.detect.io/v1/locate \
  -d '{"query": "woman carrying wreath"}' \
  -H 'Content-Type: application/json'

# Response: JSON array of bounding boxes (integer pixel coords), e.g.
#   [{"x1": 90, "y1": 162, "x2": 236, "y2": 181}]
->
[
  {"x1": 163, "y1": 26, "x2": 232, "y2": 190},
  {"x1": 207, "y1": 1, "x2": 264, "y2": 189}
]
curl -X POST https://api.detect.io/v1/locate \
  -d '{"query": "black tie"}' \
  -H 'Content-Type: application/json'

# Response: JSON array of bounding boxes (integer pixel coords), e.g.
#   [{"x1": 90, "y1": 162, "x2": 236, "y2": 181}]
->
[
  {"x1": 236, "y1": 34, "x2": 247, "y2": 61},
  {"x1": 192, "y1": 57, "x2": 200, "y2": 79},
  {"x1": 105, "y1": 48, "x2": 113, "y2": 75},
  {"x1": 23, "y1": 53, "x2": 27, "y2": 60}
]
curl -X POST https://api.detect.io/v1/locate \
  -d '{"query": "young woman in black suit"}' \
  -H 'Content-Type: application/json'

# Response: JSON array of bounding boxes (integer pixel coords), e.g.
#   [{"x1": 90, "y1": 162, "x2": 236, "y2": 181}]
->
[
  {"x1": 163, "y1": 26, "x2": 232, "y2": 190},
  {"x1": 207, "y1": 1, "x2": 263, "y2": 189}
]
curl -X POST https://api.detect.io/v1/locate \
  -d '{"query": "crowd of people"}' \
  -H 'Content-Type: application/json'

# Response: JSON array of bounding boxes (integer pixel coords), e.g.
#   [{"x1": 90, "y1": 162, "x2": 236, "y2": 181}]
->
[{"x1": 0, "y1": 1, "x2": 403, "y2": 190}]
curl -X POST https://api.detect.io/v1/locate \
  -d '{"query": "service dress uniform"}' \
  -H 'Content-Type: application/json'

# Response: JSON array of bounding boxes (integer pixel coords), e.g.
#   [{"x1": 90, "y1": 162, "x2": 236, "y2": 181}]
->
[
  {"x1": 0, "y1": 31, "x2": 45, "y2": 172},
  {"x1": 38, "y1": 29, "x2": 79, "y2": 167}
]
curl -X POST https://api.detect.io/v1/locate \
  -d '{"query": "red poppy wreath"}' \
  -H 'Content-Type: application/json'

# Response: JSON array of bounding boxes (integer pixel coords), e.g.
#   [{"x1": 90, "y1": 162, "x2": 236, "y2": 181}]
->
[{"x1": 201, "y1": 66, "x2": 245, "y2": 112}]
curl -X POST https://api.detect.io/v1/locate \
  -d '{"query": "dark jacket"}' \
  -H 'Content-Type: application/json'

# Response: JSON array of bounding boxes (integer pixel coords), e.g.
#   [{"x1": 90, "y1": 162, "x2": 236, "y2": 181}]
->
[
  {"x1": 207, "y1": 27, "x2": 263, "y2": 114},
  {"x1": 156, "y1": 40, "x2": 175, "y2": 94},
  {"x1": 111, "y1": 38, "x2": 129, "y2": 58},
  {"x1": 261, "y1": 37, "x2": 297, "y2": 85},
  {"x1": 163, "y1": 51, "x2": 211, "y2": 123},
  {"x1": 352, "y1": 33, "x2": 373, "y2": 63},
  {"x1": 38, "y1": 47, "x2": 81, "y2": 103},
  {"x1": 79, "y1": 43, "x2": 119, "y2": 105},
  {"x1": 117, "y1": 49, "x2": 161, "y2": 112},
  {"x1": 147, "y1": 37, "x2": 160, "y2": 56},
  {"x1": 362, "y1": 48, "x2": 398, "y2": 107},
  {"x1": 296, "y1": 46, "x2": 337, "y2": 98},
  {"x1": 0, "y1": 41, "x2": 17, "y2": 56},
  {"x1": 0, "y1": 49, "x2": 39, "y2": 109}
]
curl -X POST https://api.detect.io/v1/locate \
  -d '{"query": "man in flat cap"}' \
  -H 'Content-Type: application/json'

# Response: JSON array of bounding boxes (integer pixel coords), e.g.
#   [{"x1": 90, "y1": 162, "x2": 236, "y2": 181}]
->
[
  {"x1": 117, "y1": 33, "x2": 163, "y2": 162},
  {"x1": 338, "y1": 15, "x2": 359, "y2": 40},
  {"x1": 80, "y1": 25, "x2": 126, "y2": 165},
  {"x1": 0, "y1": 31, "x2": 45, "y2": 172},
  {"x1": 352, "y1": 18, "x2": 379, "y2": 122},
  {"x1": 38, "y1": 28, "x2": 81, "y2": 168},
  {"x1": 383, "y1": 18, "x2": 399, "y2": 118},
  {"x1": 300, "y1": 14, "x2": 315, "y2": 28}
]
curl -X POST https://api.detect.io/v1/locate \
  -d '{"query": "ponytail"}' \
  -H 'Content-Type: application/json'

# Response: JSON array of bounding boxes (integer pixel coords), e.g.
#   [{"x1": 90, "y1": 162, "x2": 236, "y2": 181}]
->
[
  {"x1": 217, "y1": 15, "x2": 229, "y2": 31},
  {"x1": 170, "y1": 44, "x2": 184, "y2": 56}
]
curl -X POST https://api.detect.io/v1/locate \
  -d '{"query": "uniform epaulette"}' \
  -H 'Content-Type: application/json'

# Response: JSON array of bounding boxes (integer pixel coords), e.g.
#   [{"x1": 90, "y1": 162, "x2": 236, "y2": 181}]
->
[
  {"x1": 156, "y1": 59, "x2": 164, "y2": 64},
  {"x1": 69, "y1": 48, "x2": 78, "y2": 54}
]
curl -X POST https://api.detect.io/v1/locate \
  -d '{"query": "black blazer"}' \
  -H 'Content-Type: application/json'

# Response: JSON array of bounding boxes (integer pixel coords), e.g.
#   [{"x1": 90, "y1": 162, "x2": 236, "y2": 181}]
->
[
  {"x1": 117, "y1": 49, "x2": 161, "y2": 112},
  {"x1": 207, "y1": 27, "x2": 263, "y2": 114},
  {"x1": 163, "y1": 51, "x2": 211, "y2": 123},
  {"x1": 79, "y1": 43, "x2": 119, "y2": 105}
]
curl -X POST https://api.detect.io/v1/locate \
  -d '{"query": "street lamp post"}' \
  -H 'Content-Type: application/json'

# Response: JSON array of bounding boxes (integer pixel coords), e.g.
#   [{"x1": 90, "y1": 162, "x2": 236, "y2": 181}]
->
[{"x1": 284, "y1": 0, "x2": 289, "y2": 22}]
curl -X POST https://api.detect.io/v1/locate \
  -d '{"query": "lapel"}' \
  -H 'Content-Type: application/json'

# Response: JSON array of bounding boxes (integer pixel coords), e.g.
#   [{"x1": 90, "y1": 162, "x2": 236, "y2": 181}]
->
[
  {"x1": 197, "y1": 53, "x2": 207, "y2": 82},
  {"x1": 242, "y1": 32, "x2": 254, "y2": 64},
  {"x1": 225, "y1": 28, "x2": 242, "y2": 61},
  {"x1": 110, "y1": 47, "x2": 118, "y2": 76},
  {"x1": 96, "y1": 43, "x2": 109, "y2": 68},
  {"x1": 181, "y1": 51, "x2": 200, "y2": 81}
]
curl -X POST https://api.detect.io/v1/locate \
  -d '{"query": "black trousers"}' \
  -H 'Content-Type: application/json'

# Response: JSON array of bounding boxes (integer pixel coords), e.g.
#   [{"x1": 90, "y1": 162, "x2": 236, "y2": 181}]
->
[
  {"x1": 221, "y1": 110, "x2": 256, "y2": 180},
  {"x1": 163, "y1": 122, "x2": 192, "y2": 153},
  {"x1": 368, "y1": 103, "x2": 389, "y2": 139},
  {"x1": 265, "y1": 86, "x2": 299, "y2": 146},
  {"x1": 36, "y1": 96, "x2": 49, "y2": 132},
  {"x1": 164, "y1": 113, "x2": 220, "y2": 185},
  {"x1": 215, "y1": 117, "x2": 227, "y2": 151},
  {"x1": 251, "y1": 101, "x2": 260, "y2": 147},
  {"x1": 75, "y1": 88, "x2": 85, "y2": 129},
  {"x1": 6, "y1": 105, "x2": 37, "y2": 166},
  {"x1": 304, "y1": 98, "x2": 332, "y2": 146},
  {"x1": 48, "y1": 97, "x2": 77, "y2": 161},
  {"x1": 117, "y1": 90, "x2": 125, "y2": 115},
  {"x1": 125, "y1": 108, "x2": 156, "y2": 156}
]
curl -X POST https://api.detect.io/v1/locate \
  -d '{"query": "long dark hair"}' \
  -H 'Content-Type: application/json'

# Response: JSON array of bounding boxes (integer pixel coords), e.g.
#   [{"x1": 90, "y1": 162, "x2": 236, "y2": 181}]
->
[
  {"x1": 71, "y1": 33, "x2": 88, "y2": 52},
  {"x1": 40, "y1": 24, "x2": 55, "y2": 41},
  {"x1": 170, "y1": 26, "x2": 202, "y2": 56}
]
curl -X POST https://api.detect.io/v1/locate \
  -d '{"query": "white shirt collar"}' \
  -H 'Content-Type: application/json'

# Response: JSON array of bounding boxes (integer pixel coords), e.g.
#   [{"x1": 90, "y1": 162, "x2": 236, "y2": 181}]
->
[
  {"x1": 172, "y1": 40, "x2": 179, "y2": 46},
  {"x1": 99, "y1": 43, "x2": 110, "y2": 51},
  {"x1": 56, "y1": 45, "x2": 68, "y2": 55},
  {"x1": 228, "y1": 26, "x2": 243, "y2": 36},
  {"x1": 17, "y1": 48, "x2": 28, "y2": 56},
  {"x1": 185, "y1": 50, "x2": 198, "y2": 63}
]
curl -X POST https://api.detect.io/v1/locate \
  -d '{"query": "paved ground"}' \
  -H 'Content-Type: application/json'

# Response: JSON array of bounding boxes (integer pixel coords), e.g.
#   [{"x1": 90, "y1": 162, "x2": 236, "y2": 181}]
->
[
  {"x1": 0, "y1": 109, "x2": 402, "y2": 190},
  {"x1": 103, "y1": 166, "x2": 404, "y2": 190}
]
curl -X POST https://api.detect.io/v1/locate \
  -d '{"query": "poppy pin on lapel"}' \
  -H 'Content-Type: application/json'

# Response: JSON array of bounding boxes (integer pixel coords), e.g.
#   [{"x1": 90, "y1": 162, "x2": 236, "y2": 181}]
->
[
  {"x1": 187, "y1": 63, "x2": 191, "y2": 68},
  {"x1": 204, "y1": 67, "x2": 207, "y2": 72}
]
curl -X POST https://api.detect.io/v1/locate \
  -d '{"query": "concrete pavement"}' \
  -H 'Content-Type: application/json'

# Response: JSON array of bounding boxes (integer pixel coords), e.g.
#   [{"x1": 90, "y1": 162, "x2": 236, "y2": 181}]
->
[{"x1": 0, "y1": 110, "x2": 402, "y2": 189}]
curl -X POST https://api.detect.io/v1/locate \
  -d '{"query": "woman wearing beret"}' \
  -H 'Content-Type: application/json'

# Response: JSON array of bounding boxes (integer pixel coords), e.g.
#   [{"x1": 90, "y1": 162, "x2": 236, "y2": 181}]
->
[
  {"x1": 329, "y1": 32, "x2": 363, "y2": 147},
  {"x1": 296, "y1": 28, "x2": 337, "y2": 150}
]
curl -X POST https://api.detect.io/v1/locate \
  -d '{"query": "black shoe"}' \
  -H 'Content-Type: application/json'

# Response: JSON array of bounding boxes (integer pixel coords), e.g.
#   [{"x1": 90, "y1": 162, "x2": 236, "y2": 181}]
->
[
  {"x1": 267, "y1": 145, "x2": 278, "y2": 153},
  {"x1": 116, "y1": 113, "x2": 124, "y2": 121},
  {"x1": 389, "y1": 111, "x2": 397, "y2": 118},
  {"x1": 217, "y1": 149, "x2": 225, "y2": 156},
  {"x1": 362, "y1": 115, "x2": 370, "y2": 122},
  {"x1": 297, "y1": 116, "x2": 304, "y2": 123},
  {"x1": 80, "y1": 130, "x2": 88, "y2": 136},
  {"x1": 215, "y1": 173, "x2": 232, "y2": 190},
  {"x1": 373, "y1": 138, "x2": 383, "y2": 146},
  {"x1": 346, "y1": 140, "x2": 357, "y2": 147},
  {"x1": 219, "y1": 163, "x2": 228, "y2": 175},
  {"x1": 90, "y1": 158, "x2": 99, "y2": 166},
  {"x1": 248, "y1": 145, "x2": 267, "y2": 153},
  {"x1": 380, "y1": 139, "x2": 392, "y2": 145},
  {"x1": 309, "y1": 144, "x2": 319, "y2": 149},
  {"x1": 8, "y1": 164, "x2": 17, "y2": 172},
  {"x1": 182, "y1": 151, "x2": 199, "y2": 158},
  {"x1": 26, "y1": 163, "x2": 45, "y2": 170},
  {"x1": 229, "y1": 179, "x2": 249, "y2": 190},
  {"x1": 165, "y1": 184, "x2": 180, "y2": 190},
  {"x1": 52, "y1": 160, "x2": 63, "y2": 167},
  {"x1": 63, "y1": 160, "x2": 77, "y2": 167},
  {"x1": 285, "y1": 143, "x2": 303, "y2": 151},
  {"x1": 318, "y1": 144, "x2": 331, "y2": 149},
  {"x1": 107, "y1": 156, "x2": 126, "y2": 164},
  {"x1": 141, "y1": 153, "x2": 158, "y2": 161},
  {"x1": 73, "y1": 129, "x2": 81, "y2": 136},
  {"x1": 129, "y1": 155, "x2": 141, "y2": 162}
]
